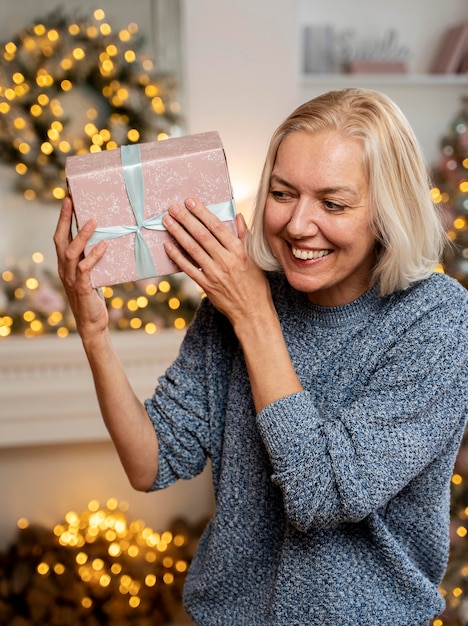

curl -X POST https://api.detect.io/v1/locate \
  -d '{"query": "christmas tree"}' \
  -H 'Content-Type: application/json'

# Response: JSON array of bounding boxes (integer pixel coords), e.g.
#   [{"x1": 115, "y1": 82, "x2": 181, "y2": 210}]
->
[
  {"x1": 432, "y1": 95, "x2": 468, "y2": 289},
  {"x1": 430, "y1": 96, "x2": 468, "y2": 626}
]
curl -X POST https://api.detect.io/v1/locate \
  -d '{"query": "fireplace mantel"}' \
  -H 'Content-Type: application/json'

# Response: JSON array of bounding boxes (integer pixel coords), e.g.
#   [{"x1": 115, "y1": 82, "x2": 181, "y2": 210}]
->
[{"x1": 0, "y1": 330, "x2": 183, "y2": 448}]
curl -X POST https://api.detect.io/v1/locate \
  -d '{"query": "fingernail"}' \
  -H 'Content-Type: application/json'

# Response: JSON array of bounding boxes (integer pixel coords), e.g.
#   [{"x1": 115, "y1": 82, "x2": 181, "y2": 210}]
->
[
  {"x1": 163, "y1": 214, "x2": 174, "y2": 227},
  {"x1": 185, "y1": 197, "x2": 196, "y2": 208}
]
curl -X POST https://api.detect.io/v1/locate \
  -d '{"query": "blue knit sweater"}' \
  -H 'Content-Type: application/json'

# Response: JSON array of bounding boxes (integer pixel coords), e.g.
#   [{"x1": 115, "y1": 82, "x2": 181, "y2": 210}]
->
[{"x1": 145, "y1": 272, "x2": 468, "y2": 626}]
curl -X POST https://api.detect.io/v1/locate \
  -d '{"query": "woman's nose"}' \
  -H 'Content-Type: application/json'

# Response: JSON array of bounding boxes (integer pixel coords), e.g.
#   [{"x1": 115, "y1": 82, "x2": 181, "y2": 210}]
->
[{"x1": 286, "y1": 198, "x2": 320, "y2": 239}]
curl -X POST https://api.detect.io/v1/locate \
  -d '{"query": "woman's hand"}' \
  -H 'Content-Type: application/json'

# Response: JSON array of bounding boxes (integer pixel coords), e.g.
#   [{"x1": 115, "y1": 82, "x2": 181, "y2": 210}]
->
[
  {"x1": 53, "y1": 196, "x2": 109, "y2": 340},
  {"x1": 162, "y1": 197, "x2": 271, "y2": 328}
]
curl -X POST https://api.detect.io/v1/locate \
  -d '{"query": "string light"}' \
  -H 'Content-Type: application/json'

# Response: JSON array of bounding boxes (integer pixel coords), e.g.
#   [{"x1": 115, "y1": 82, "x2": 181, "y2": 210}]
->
[
  {"x1": 0, "y1": 7, "x2": 182, "y2": 202},
  {"x1": 0, "y1": 254, "x2": 201, "y2": 338}
]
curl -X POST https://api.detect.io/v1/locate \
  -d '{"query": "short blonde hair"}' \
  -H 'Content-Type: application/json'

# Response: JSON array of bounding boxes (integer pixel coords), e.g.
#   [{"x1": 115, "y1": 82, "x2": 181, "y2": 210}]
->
[{"x1": 246, "y1": 88, "x2": 448, "y2": 296}]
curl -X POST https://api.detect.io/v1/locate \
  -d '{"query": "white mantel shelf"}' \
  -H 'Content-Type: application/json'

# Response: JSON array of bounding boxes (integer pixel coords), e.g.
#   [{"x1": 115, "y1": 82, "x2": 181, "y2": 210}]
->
[{"x1": 0, "y1": 330, "x2": 184, "y2": 448}]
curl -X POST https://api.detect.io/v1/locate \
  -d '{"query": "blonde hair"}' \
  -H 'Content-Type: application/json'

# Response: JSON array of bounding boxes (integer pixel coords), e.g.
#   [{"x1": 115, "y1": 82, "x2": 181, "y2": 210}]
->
[{"x1": 247, "y1": 88, "x2": 448, "y2": 296}]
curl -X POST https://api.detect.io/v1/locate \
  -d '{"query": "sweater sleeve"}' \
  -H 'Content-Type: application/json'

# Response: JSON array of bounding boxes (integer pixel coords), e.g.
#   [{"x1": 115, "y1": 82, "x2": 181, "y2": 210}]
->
[
  {"x1": 256, "y1": 283, "x2": 468, "y2": 533},
  {"x1": 145, "y1": 298, "x2": 232, "y2": 490}
]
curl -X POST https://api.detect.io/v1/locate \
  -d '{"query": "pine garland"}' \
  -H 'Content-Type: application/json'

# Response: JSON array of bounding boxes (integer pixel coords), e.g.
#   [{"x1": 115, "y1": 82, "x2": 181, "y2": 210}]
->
[{"x1": 0, "y1": 7, "x2": 181, "y2": 202}]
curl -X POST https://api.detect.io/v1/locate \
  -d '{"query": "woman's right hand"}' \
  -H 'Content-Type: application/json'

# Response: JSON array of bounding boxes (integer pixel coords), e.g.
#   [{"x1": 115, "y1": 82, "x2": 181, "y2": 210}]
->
[{"x1": 53, "y1": 196, "x2": 109, "y2": 340}]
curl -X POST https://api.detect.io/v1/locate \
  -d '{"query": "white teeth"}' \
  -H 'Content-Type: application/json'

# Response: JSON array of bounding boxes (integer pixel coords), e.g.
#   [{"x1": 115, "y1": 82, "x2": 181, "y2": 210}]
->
[{"x1": 292, "y1": 247, "x2": 330, "y2": 260}]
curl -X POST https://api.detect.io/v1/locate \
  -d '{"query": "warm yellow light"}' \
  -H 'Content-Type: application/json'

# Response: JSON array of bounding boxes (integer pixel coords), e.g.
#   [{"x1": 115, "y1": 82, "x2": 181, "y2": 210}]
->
[
  {"x1": 58, "y1": 141, "x2": 71, "y2": 153},
  {"x1": 48, "y1": 128, "x2": 60, "y2": 141},
  {"x1": 33, "y1": 24, "x2": 46, "y2": 36},
  {"x1": 17, "y1": 517, "x2": 29, "y2": 529},
  {"x1": 454, "y1": 217, "x2": 466, "y2": 230},
  {"x1": 61, "y1": 58, "x2": 73, "y2": 70},
  {"x1": 53, "y1": 187, "x2": 66, "y2": 200},
  {"x1": 25, "y1": 277, "x2": 39, "y2": 290},
  {"x1": 145, "y1": 574, "x2": 156, "y2": 587},
  {"x1": 459, "y1": 181, "x2": 468, "y2": 193},
  {"x1": 5, "y1": 42, "x2": 17, "y2": 54},
  {"x1": 145, "y1": 283, "x2": 157, "y2": 295},
  {"x1": 168, "y1": 297, "x2": 180, "y2": 310},
  {"x1": 47, "y1": 29, "x2": 59, "y2": 42},
  {"x1": 30, "y1": 104, "x2": 43, "y2": 117},
  {"x1": 145, "y1": 323, "x2": 157, "y2": 335},
  {"x1": 82, "y1": 597, "x2": 93, "y2": 609},
  {"x1": 130, "y1": 318, "x2": 142, "y2": 329},
  {"x1": 38, "y1": 93, "x2": 49, "y2": 105},
  {"x1": 54, "y1": 563, "x2": 65, "y2": 575},
  {"x1": 158, "y1": 280, "x2": 171, "y2": 293},
  {"x1": 100, "y1": 23, "x2": 112, "y2": 36},
  {"x1": 128, "y1": 22, "x2": 139, "y2": 34},
  {"x1": 41, "y1": 142, "x2": 53, "y2": 155},
  {"x1": 145, "y1": 84, "x2": 159, "y2": 97},
  {"x1": 57, "y1": 327, "x2": 69, "y2": 338},
  {"x1": 101, "y1": 59, "x2": 114, "y2": 73},
  {"x1": 87, "y1": 26, "x2": 98, "y2": 38},
  {"x1": 127, "y1": 129, "x2": 140, "y2": 142},
  {"x1": 61, "y1": 79, "x2": 72, "y2": 92},
  {"x1": 15, "y1": 163, "x2": 27, "y2": 175},
  {"x1": 152, "y1": 97, "x2": 165, "y2": 114},
  {"x1": 72, "y1": 47, "x2": 85, "y2": 60},
  {"x1": 453, "y1": 587, "x2": 463, "y2": 597},
  {"x1": 452, "y1": 473, "x2": 463, "y2": 485},
  {"x1": 163, "y1": 573, "x2": 174, "y2": 585},
  {"x1": 84, "y1": 123, "x2": 98, "y2": 137},
  {"x1": 430, "y1": 187, "x2": 441, "y2": 203},
  {"x1": 12, "y1": 72, "x2": 24, "y2": 84},
  {"x1": 37, "y1": 562, "x2": 50, "y2": 575},
  {"x1": 48, "y1": 311, "x2": 63, "y2": 325},
  {"x1": 174, "y1": 318, "x2": 186, "y2": 330},
  {"x1": 0, "y1": 102, "x2": 10, "y2": 113},
  {"x1": 94, "y1": 9, "x2": 106, "y2": 20},
  {"x1": 176, "y1": 559, "x2": 188, "y2": 572},
  {"x1": 124, "y1": 50, "x2": 136, "y2": 63},
  {"x1": 456, "y1": 526, "x2": 467, "y2": 537},
  {"x1": 129, "y1": 596, "x2": 141, "y2": 608}
]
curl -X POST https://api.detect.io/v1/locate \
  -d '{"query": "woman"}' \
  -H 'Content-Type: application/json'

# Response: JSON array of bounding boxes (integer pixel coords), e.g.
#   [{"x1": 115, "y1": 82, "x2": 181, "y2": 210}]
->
[{"x1": 54, "y1": 88, "x2": 468, "y2": 625}]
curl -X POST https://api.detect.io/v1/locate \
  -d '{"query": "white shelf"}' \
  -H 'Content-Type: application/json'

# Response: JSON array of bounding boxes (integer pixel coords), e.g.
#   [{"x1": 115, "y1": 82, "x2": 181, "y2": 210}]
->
[{"x1": 300, "y1": 73, "x2": 468, "y2": 87}]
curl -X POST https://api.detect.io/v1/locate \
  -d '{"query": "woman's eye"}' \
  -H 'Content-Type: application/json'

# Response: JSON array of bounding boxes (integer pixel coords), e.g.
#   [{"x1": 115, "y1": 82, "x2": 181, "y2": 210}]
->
[
  {"x1": 323, "y1": 199, "x2": 346, "y2": 211},
  {"x1": 270, "y1": 190, "x2": 292, "y2": 202}
]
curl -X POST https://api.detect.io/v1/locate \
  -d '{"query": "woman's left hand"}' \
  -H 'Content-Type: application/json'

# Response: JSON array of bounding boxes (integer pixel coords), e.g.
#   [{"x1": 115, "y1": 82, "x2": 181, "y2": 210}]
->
[{"x1": 162, "y1": 197, "x2": 270, "y2": 327}]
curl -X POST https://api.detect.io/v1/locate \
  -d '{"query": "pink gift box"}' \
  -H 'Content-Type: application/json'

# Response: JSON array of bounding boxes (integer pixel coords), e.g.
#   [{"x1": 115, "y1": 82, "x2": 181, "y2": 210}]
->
[{"x1": 65, "y1": 131, "x2": 236, "y2": 288}]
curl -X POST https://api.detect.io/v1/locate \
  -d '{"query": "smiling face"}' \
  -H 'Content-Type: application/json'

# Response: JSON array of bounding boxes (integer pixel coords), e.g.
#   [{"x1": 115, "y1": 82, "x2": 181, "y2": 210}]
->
[{"x1": 264, "y1": 129, "x2": 377, "y2": 307}]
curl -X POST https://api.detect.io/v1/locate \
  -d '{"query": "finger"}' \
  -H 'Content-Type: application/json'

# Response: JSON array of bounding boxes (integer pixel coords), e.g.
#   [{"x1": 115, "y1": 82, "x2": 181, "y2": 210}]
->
[
  {"x1": 236, "y1": 212, "x2": 248, "y2": 240},
  {"x1": 162, "y1": 203, "x2": 215, "y2": 271},
  {"x1": 184, "y1": 197, "x2": 238, "y2": 247},
  {"x1": 53, "y1": 196, "x2": 74, "y2": 255},
  {"x1": 164, "y1": 240, "x2": 207, "y2": 286}
]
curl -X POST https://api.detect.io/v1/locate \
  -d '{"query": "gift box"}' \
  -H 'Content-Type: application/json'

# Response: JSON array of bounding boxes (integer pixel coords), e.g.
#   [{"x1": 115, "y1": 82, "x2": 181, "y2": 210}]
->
[{"x1": 65, "y1": 131, "x2": 237, "y2": 288}]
